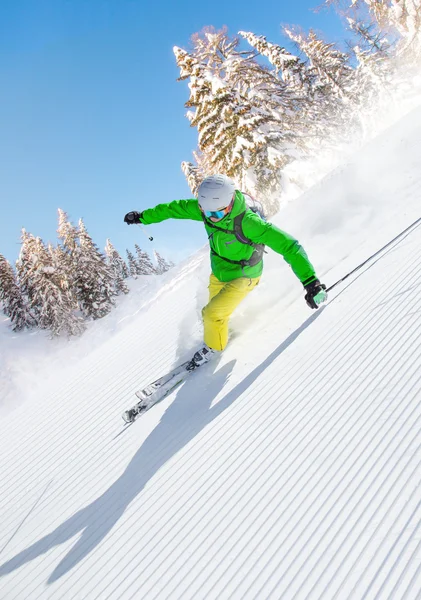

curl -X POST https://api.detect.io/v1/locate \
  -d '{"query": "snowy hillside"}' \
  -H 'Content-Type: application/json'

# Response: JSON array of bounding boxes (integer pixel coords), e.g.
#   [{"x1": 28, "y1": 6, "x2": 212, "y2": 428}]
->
[{"x1": 0, "y1": 104, "x2": 421, "y2": 599}]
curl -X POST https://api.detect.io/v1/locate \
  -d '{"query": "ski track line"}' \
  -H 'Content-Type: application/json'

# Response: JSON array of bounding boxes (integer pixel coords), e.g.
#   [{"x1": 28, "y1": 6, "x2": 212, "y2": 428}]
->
[
  {"x1": 0, "y1": 306, "x2": 184, "y2": 505},
  {"x1": 344, "y1": 459, "x2": 421, "y2": 600},
  {"x1": 184, "y1": 338, "x2": 421, "y2": 600},
  {"x1": 4, "y1": 324, "x2": 420, "y2": 600},
  {"x1": 380, "y1": 502, "x2": 421, "y2": 600},
  {"x1": 18, "y1": 227, "x2": 418, "y2": 540},
  {"x1": 2, "y1": 239, "x2": 416, "y2": 600},
  {"x1": 79, "y1": 246, "x2": 420, "y2": 596},
  {"x1": 2, "y1": 226, "x2": 416, "y2": 516},
  {"x1": 357, "y1": 491, "x2": 421, "y2": 600},
  {"x1": 110, "y1": 374, "x2": 398, "y2": 599},
  {"x1": 0, "y1": 297, "x2": 183, "y2": 465},
  {"x1": 178, "y1": 247, "x2": 421, "y2": 596},
  {"x1": 4, "y1": 278, "x2": 420, "y2": 596},
  {"x1": 0, "y1": 239, "x2": 388, "y2": 564},
  {"x1": 0, "y1": 229, "x2": 416, "y2": 596},
  {"x1": 310, "y1": 389, "x2": 421, "y2": 600},
  {"x1": 3, "y1": 214, "x2": 415, "y2": 468},
  {"x1": 280, "y1": 326, "x2": 421, "y2": 592},
  {"x1": 398, "y1": 535, "x2": 421, "y2": 600},
  {"x1": 163, "y1": 391, "x2": 420, "y2": 600},
  {"x1": 179, "y1": 372, "x2": 421, "y2": 600},
  {"x1": 150, "y1": 304, "x2": 421, "y2": 599},
  {"x1": 0, "y1": 288, "x2": 374, "y2": 600},
  {"x1": 97, "y1": 256, "x2": 420, "y2": 596},
  {"x1": 193, "y1": 296, "x2": 420, "y2": 596},
  {"x1": 236, "y1": 290, "x2": 420, "y2": 592},
  {"x1": 292, "y1": 381, "x2": 421, "y2": 600},
  {"x1": 17, "y1": 330, "x2": 358, "y2": 600}
]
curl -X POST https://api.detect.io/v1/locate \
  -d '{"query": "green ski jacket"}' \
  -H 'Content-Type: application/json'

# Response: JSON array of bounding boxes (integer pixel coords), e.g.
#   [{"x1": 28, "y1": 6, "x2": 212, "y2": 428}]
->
[{"x1": 140, "y1": 191, "x2": 317, "y2": 284}]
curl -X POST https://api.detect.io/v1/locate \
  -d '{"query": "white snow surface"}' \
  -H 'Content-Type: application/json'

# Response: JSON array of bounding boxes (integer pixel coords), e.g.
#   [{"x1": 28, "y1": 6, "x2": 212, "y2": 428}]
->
[{"x1": 1, "y1": 105, "x2": 421, "y2": 599}]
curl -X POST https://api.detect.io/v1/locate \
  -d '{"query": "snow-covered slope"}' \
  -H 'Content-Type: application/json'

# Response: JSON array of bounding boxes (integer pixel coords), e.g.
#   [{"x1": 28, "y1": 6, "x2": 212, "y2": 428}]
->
[{"x1": 0, "y1": 105, "x2": 421, "y2": 600}]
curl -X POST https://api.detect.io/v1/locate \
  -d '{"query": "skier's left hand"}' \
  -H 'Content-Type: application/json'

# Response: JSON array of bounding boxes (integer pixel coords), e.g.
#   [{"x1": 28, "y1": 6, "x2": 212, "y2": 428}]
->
[{"x1": 304, "y1": 279, "x2": 327, "y2": 309}]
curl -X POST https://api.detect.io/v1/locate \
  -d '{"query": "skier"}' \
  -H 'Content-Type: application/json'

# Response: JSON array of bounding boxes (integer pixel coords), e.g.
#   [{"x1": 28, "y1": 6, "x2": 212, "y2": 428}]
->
[{"x1": 124, "y1": 174, "x2": 326, "y2": 371}]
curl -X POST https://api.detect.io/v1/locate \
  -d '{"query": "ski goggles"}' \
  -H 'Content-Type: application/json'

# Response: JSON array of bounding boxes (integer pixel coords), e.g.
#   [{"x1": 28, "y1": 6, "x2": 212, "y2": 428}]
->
[{"x1": 202, "y1": 199, "x2": 234, "y2": 221}]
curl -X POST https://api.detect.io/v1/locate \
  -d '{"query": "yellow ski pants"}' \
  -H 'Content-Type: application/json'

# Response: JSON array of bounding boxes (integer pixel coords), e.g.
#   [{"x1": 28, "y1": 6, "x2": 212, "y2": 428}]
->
[{"x1": 202, "y1": 273, "x2": 260, "y2": 352}]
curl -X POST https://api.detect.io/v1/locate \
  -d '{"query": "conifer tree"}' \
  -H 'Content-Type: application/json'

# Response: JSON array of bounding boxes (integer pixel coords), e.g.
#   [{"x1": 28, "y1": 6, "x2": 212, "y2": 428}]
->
[
  {"x1": 347, "y1": 16, "x2": 393, "y2": 58},
  {"x1": 154, "y1": 250, "x2": 172, "y2": 274},
  {"x1": 283, "y1": 27, "x2": 361, "y2": 140},
  {"x1": 16, "y1": 229, "x2": 40, "y2": 312},
  {"x1": 76, "y1": 219, "x2": 115, "y2": 319},
  {"x1": 181, "y1": 161, "x2": 204, "y2": 195},
  {"x1": 284, "y1": 28, "x2": 356, "y2": 101},
  {"x1": 323, "y1": 0, "x2": 391, "y2": 28},
  {"x1": 134, "y1": 244, "x2": 156, "y2": 275},
  {"x1": 391, "y1": 0, "x2": 421, "y2": 56},
  {"x1": 350, "y1": 40, "x2": 393, "y2": 121},
  {"x1": 56, "y1": 208, "x2": 81, "y2": 299},
  {"x1": 174, "y1": 41, "x2": 244, "y2": 177},
  {"x1": 126, "y1": 249, "x2": 141, "y2": 278},
  {"x1": 239, "y1": 31, "x2": 312, "y2": 92},
  {"x1": 0, "y1": 254, "x2": 34, "y2": 331},
  {"x1": 19, "y1": 237, "x2": 85, "y2": 336},
  {"x1": 175, "y1": 29, "x2": 305, "y2": 209},
  {"x1": 105, "y1": 239, "x2": 129, "y2": 295},
  {"x1": 57, "y1": 209, "x2": 78, "y2": 253},
  {"x1": 240, "y1": 30, "x2": 334, "y2": 149}
]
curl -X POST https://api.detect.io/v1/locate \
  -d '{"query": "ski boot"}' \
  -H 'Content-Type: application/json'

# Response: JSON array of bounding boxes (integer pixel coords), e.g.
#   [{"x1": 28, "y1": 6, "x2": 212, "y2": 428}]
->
[
  {"x1": 122, "y1": 406, "x2": 144, "y2": 424},
  {"x1": 186, "y1": 345, "x2": 216, "y2": 372}
]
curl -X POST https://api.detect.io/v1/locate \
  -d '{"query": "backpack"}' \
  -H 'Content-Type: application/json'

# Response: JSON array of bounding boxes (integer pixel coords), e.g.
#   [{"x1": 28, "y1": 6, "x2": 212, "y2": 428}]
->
[{"x1": 202, "y1": 193, "x2": 267, "y2": 268}]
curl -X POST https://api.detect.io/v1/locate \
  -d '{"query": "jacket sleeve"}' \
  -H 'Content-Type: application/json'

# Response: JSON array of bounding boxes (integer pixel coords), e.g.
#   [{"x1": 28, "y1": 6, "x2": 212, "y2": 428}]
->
[
  {"x1": 242, "y1": 212, "x2": 317, "y2": 285},
  {"x1": 140, "y1": 199, "x2": 203, "y2": 224}
]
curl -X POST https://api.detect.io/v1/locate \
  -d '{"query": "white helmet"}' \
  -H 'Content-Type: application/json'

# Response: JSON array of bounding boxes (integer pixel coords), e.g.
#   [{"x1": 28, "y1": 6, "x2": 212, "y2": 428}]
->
[{"x1": 197, "y1": 174, "x2": 236, "y2": 212}]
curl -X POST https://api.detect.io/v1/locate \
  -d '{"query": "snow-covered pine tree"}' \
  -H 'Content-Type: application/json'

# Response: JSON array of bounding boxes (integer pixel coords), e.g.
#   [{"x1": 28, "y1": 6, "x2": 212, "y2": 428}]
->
[
  {"x1": 105, "y1": 239, "x2": 130, "y2": 295},
  {"x1": 391, "y1": 0, "x2": 421, "y2": 57},
  {"x1": 239, "y1": 31, "x2": 312, "y2": 92},
  {"x1": 174, "y1": 40, "x2": 246, "y2": 178},
  {"x1": 284, "y1": 28, "x2": 356, "y2": 101},
  {"x1": 324, "y1": 0, "x2": 418, "y2": 55},
  {"x1": 126, "y1": 249, "x2": 141, "y2": 278},
  {"x1": 347, "y1": 17, "x2": 394, "y2": 128},
  {"x1": 16, "y1": 229, "x2": 40, "y2": 311},
  {"x1": 283, "y1": 27, "x2": 360, "y2": 139},
  {"x1": 154, "y1": 250, "x2": 172, "y2": 274},
  {"x1": 175, "y1": 28, "x2": 305, "y2": 212},
  {"x1": 49, "y1": 242, "x2": 78, "y2": 299},
  {"x1": 19, "y1": 237, "x2": 85, "y2": 336},
  {"x1": 347, "y1": 16, "x2": 394, "y2": 58},
  {"x1": 323, "y1": 0, "x2": 391, "y2": 28},
  {"x1": 239, "y1": 30, "x2": 331, "y2": 148},
  {"x1": 326, "y1": 0, "x2": 420, "y2": 74},
  {"x1": 57, "y1": 209, "x2": 78, "y2": 252},
  {"x1": 56, "y1": 208, "x2": 81, "y2": 296},
  {"x1": 134, "y1": 244, "x2": 156, "y2": 275},
  {"x1": 181, "y1": 161, "x2": 204, "y2": 196},
  {"x1": 0, "y1": 254, "x2": 34, "y2": 331},
  {"x1": 76, "y1": 219, "x2": 115, "y2": 319}
]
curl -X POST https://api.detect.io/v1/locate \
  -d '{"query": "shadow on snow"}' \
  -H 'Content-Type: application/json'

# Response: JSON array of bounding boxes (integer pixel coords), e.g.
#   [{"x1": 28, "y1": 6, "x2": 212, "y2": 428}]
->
[{"x1": 0, "y1": 310, "x2": 322, "y2": 585}]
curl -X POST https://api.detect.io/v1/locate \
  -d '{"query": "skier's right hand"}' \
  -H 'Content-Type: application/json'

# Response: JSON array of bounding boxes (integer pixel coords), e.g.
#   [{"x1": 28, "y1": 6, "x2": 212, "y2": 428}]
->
[
  {"x1": 124, "y1": 211, "x2": 142, "y2": 225},
  {"x1": 304, "y1": 279, "x2": 327, "y2": 309}
]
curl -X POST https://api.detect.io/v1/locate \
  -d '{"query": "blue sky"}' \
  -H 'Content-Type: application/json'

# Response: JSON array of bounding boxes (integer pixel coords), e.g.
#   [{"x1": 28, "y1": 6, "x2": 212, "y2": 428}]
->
[{"x1": 0, "y1": 0, "x2": 346, "y2": 265}]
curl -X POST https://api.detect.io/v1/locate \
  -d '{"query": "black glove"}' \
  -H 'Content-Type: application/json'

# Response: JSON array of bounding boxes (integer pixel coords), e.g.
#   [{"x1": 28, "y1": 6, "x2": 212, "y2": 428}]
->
[
  {"x1": 124, "y1": 211, "x2": 142, "y2": 225},
  {"x1": 304, "y1": 279, "x2": 327, "y2": 309}
]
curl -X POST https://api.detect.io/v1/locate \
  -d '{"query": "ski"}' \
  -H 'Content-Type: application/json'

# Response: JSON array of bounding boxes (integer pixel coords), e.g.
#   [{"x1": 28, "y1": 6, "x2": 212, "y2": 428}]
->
[{"x1": 122, "y1": 361, "x2": 191, "y2": 423}]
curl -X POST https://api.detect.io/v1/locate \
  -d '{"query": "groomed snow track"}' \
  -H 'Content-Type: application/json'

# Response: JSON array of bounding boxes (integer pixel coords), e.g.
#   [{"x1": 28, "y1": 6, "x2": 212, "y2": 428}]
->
[{"x1": 1, "y1": 108, "x2": 421, "y2": 599}]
